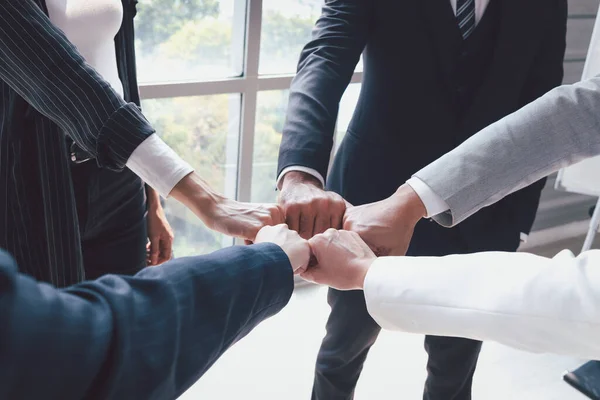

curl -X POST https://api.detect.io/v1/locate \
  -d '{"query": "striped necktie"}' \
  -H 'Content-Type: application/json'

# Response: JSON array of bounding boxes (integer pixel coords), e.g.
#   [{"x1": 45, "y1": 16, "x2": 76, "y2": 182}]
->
[{"x1": 456, "y1": 0, "x2": 476, "y2": 39}]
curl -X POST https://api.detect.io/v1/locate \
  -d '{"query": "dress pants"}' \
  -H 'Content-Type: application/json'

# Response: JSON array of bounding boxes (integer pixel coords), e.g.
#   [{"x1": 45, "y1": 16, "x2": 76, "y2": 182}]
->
[
  {"x1": 312, "y1": 219, "x2": 519, "y2": 400},
  {"x1": 71, "y1": 161, "x2": 148, "y2": 280}
]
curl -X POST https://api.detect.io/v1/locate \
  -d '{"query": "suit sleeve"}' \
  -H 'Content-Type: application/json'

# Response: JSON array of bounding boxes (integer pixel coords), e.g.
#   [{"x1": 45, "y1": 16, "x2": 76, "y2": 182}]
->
[
  {"x1": 0, "y1": 243, "x2": 293, "y2": 400},
  {"x1": 364, "y1": 250, "x2": 600, "y2": 360},
  {"x1": 413, "y1": 71, "x2": 600, "y2": 227},
  {"x1": 503, "y1": 0, "x2": 568, "y2": 235},
  {"x1": 277, "y1": 0, "x2": 372, "y2": 181},
  {"x1": 0, "y1": 0, "x2": 154, "y2": 170}
]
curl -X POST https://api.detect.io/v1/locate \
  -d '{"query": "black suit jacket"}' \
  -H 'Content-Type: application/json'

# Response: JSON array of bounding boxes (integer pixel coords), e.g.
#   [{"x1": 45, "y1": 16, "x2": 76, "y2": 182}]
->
[
  {"x1": 0, "y1": 243, "x2": 293, "y2": 399},
  {"x1": 278, "y1": 0, "x2": 567, "y2": 251}
]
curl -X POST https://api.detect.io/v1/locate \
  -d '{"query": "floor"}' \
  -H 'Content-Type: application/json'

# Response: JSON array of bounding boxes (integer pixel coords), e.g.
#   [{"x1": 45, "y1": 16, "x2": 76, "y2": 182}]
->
[{"x1": 178, "y1": 233, "x2": 597, "y2": 400}]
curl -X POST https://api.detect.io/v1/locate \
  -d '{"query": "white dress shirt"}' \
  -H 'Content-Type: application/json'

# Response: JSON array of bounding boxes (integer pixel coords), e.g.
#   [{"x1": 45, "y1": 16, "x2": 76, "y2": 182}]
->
[
  {"x1": 364, "y1": 249, "x2": 600, "y2": 360},
  {"x1": 48, "y1": 0, "x2": 194, "y2": 199}
]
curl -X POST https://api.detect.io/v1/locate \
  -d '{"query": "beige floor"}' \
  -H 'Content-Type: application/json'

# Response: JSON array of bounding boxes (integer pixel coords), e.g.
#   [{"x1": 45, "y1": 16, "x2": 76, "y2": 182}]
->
[{"x1": 178, "y1": 233, "x2": 597, "y2": 400}]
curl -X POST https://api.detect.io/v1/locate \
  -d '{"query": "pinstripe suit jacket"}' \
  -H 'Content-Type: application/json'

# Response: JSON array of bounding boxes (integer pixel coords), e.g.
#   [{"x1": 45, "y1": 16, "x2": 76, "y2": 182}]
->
[
  {"x1": 0, "y1": 243, "x2": 294, "y2": 399},
  {"x1": 0, "y1": 0, "x2": 151, "y2": 286}
]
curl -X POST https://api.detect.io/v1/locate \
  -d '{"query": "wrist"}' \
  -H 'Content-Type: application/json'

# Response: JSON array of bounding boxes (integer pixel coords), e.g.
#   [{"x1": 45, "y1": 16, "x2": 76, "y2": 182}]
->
[
  {"x1": 146, "y1": 187, "x2": 162, "y2": 209},
  {"x1": 356, "y1": 258, "x2": 376, "y2": 290},
  {"x1": 281, "y1": 171, "x2": 323, "y2": 191},
  {"x1": 392, "y1": 184, "x2": 427, "y2": 223}
]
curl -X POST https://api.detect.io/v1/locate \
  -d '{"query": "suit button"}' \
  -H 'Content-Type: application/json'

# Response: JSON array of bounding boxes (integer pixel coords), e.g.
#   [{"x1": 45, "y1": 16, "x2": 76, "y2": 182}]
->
[{"x1": 461, "y1": 50, "x2": 468, "y2": 57}]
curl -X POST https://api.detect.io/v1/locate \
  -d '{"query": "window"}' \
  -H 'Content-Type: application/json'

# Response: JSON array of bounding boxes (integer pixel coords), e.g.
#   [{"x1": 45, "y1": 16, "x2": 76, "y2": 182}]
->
[
  {"x1": 135, "y1": 0, "x2": 245, "y2": 83},
  {"x1": 136, "y1": 0, "x2": 363, "y2": 252}
]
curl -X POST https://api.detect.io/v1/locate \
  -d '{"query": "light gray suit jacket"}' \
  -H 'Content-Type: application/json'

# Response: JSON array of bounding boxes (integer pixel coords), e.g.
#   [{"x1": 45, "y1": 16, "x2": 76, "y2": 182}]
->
[{"x1": 361, "y1": 77, "x2": 600, "y2": 360}]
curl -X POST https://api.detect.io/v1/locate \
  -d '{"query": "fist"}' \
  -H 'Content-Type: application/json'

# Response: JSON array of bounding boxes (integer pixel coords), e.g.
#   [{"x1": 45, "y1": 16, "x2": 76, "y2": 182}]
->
[
  {"x1": 302, "y1": 229, "x2": 376, "y2": 290},
  {"x1": 255, "y1": 224, "x2": 311, "y2": 274},
  {"x1": 278, "y1": 172, "x2": 347, "y2": 239}
]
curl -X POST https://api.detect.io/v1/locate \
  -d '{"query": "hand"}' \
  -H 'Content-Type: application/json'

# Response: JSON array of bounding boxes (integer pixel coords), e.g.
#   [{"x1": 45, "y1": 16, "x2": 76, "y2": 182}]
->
[
  {"x1": 206, "y1": 199, "x2": 284, "y2": 243},
  {"x1": 278, "y1": 171, "x2": 347, "y2": 239},
  {"x1": 146, "y1": 190, "x2": 174, "y2": 266},
  {"x1": 301, "y1": 229, "x2": 376, "y2": 290},
  {"x1": 170, "y1": 173, "x2": 283, "y2": 242},
  {"x1": 343, "y1": 184, "x2": 426, "y2": 256},
  {"x1": 255, "y1": 224, "x2": 311, "y2": 274}
]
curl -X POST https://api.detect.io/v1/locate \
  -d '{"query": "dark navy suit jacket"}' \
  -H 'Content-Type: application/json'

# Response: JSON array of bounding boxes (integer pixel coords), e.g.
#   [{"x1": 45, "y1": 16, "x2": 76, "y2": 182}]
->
[
  {"x1": 278, "y1": 0, "x2": 567, "y2": 252},
  {"x1": 0, "y1": 243, "x2": 293, "y2": 399}
]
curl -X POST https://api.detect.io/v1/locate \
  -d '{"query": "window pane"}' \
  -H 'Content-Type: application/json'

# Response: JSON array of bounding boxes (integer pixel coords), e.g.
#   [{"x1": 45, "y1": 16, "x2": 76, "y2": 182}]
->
[
  {"x1": 259, "y1": 0, "x2": 322, "y2": 74},
  {"x1": 251, "y1": 84, "x2": 360, "y2": 203},
  {"x1": 135, "y1": 0, "x2": 244, "y2": 83},
  {"x1": 251, "y1": 90, "x2": 289, "y2": 203},
  {"x1": 335, "y1": 83, "x2": 361, "y2": 150},
  {"x1": 142, "y1": 94, "x2": 241, "y2": 255},
  {"x1": 259, "y1": 0, "x2": 364, "y2": 75}
]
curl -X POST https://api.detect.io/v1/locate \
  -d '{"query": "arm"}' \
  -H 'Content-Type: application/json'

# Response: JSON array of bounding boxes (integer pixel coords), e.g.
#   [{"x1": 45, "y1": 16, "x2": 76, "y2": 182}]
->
[
  {"x1": 277, "y1": 0, "x2": 372, "y2": 181},
  {"x1": 0, "y1": 0, "x2": 153, "y2": 169},
  {"x1": 304, "y1": 229, "x2": 600, "y2": 360},
  {"x1": 0, "y1": 1, "x2": 282, "y2": 241},
  {"x1": 364, "y1": 250, "x2": 600, "y2": 360},
  {"x1": 277, "y1": 0, "x2": 372, "y2": 238},
  {"x1": 0, "y1": 243, "x2": 294, "y2": 399},
  {"x1": 413, "y1": 72, "x2": 600, "y2": 227}
]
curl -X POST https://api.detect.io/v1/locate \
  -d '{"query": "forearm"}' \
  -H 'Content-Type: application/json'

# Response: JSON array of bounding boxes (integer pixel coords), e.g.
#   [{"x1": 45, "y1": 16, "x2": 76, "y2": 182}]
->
[
  {"x1": 414, "y1": 76, "x2": 600, "y2": 226},
  {"x1": 0, "y1": 244, "x2": 293, "y2": 399},
  {"x1": 364, "y1": 250, "x2": 600, "y2": 359}
]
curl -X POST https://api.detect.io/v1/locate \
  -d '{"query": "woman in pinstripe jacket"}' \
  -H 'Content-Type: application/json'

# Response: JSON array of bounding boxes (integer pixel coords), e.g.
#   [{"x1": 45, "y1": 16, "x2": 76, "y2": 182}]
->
[{"x1": 0, "y1": 0, "x2": 283, "y2": 287}]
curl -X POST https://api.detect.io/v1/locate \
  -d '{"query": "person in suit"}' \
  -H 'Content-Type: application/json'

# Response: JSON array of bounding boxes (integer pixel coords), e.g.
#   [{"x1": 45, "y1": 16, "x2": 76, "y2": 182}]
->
[
  {"x1": 0, "y1": 224, "x2": 309, "y2": 400},
  {"x1": 0, "y1": 0, "x2": 282, "y2": 287},
  {"x1": 276, "y1": 0, "x2": 568, "y2": 398},
  {"x1": 300, "y1": 69, "x2": 600, "y2": 393}
]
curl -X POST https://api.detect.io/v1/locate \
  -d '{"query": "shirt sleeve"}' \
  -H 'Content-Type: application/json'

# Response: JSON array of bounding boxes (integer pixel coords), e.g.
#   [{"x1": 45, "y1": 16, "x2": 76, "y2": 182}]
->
[
  {"x1": 406, "y1": 177, "x2": 450, "y2": 217},
  {"x1": 276, "y1": 166, "x2": 326, "y2": 189},
  {"x1": 126, "y1": 134, "x2": 194, "y2": 198}
]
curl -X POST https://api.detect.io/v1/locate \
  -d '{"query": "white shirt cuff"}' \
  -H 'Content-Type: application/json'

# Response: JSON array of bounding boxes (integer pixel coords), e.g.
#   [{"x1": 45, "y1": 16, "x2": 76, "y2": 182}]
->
[
  {"x1": 276, "y1": 166, "x2": 325, "y2": 189},
  {"x1": 406, "y1": 177, "x2": 450, "y2": 218},
  {"x1": 126, "y1": 134, "x2": 194, "y2": 198}
]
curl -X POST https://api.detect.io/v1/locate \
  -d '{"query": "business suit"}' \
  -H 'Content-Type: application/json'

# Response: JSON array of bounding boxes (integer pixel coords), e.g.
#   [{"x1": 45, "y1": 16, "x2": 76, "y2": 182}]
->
[
  {"x1": 277, "y1": 0, "x2": 567, "y2": 398},
  {"x1": 0, "y1": 243, "x2": 293, "y2": 400},
  {"x1": 0, "y1": 0, "x2": 151, "y2": 286}
]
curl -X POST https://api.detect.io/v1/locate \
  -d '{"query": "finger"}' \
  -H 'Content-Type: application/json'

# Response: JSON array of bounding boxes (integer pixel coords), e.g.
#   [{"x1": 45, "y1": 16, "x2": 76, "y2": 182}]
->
[
  {"x1": 244, "y1": 239, "x2": 253, "y2": 245},
  {"x1": 150, "y1": 238, "x2": 160, "y2": 266},
  {"x1": 299, "y1": 268, "x2": 318, "y2": 284},
  {"x1": 298, "y1": 211, "x2": 315, "y2": 240},
  {"x1": 285, "y1": 206, "x2": 301, "y2": 234},
  {"x1": 330, "y1": 210, "x2": 344, "y2": 230},
  {"x1": 313, "y1": 211, "x2": 330, "y2": 237},
  {"x1": 270, "y1": 205, "x2": 284, "y2": 225}
]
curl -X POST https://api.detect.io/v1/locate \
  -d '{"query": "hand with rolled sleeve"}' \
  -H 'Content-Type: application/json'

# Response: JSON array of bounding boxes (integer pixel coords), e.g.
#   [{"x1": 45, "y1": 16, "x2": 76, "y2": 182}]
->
[
  {"x1": 277, "y1": 171, "x2": 348, "y2": 240},
  {"x1": 127, "y1": 134, "x2": 284, "y2": 243}
]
